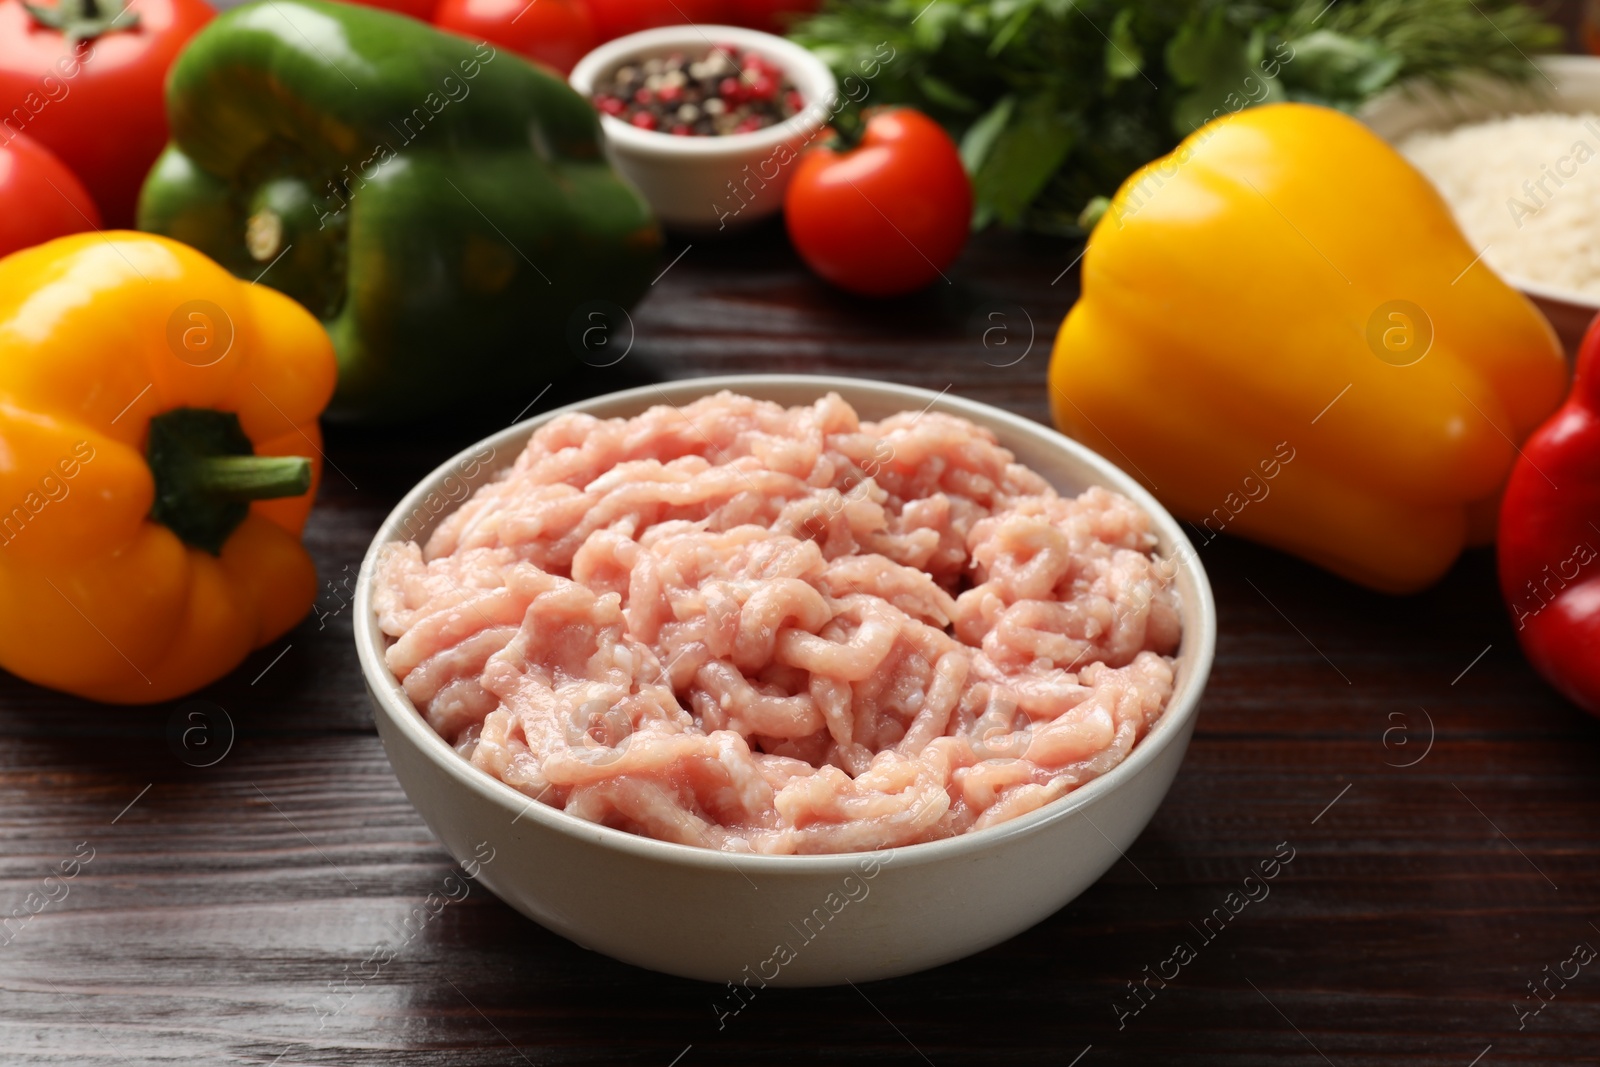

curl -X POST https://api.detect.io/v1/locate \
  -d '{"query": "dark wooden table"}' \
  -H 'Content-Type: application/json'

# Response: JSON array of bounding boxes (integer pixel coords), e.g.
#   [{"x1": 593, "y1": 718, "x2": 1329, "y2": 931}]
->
[{"x1": 3, "y1": 220, "x2": 1598, "y2": 1066}]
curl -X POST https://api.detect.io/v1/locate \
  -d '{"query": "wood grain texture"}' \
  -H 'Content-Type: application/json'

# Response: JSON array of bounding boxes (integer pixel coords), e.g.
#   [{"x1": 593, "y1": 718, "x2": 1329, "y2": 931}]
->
[{"x1": 3, "y1": 217, "x2": 1599, "y2": 1065}]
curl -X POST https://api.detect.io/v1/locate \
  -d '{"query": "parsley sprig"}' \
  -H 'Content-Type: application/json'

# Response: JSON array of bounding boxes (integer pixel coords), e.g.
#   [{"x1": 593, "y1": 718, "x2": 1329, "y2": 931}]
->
[{"x1": 792, "y1": 0, "x2": 1562, "y2": 232}]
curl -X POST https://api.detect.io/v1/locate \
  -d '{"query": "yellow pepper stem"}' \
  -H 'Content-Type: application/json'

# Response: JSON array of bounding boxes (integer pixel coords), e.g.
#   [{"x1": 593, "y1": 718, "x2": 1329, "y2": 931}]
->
[
  {"x1": 147, "y1": 408, "x2": 313, "y2": 554},
  {"x1": 188, "y1": 455, "x2": 311, "y2": 499}
]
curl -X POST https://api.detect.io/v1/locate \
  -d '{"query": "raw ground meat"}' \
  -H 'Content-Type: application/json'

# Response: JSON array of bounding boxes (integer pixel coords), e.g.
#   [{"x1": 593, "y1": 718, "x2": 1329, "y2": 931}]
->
[{"x1": 374, "y1": 392, "x2": 1182, "y2": 854}]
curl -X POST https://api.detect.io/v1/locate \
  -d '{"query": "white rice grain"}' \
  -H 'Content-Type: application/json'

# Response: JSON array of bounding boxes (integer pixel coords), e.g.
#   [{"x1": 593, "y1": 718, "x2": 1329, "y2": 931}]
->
[{"x1": 1399, "y1": 112, "x2": 1600, "y2": 299}]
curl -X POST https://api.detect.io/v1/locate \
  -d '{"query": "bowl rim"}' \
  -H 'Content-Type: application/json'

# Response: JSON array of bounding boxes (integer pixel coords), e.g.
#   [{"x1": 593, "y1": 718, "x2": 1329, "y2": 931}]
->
[
  {"x1": 568, "y1": 24, "x2": 837, "y2": 158},
  {"x1": 353, "y1": 374, "x2": 1217, "y2": 874},
  {"x1": 1361, "y1": 52, "x2": 1600, "y2": 312}
]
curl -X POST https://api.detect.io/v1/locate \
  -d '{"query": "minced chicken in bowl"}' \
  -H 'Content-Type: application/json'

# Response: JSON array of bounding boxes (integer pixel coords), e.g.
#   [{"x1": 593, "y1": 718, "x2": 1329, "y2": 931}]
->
[{"x1": 373, "y1": 391, "x2": 1181, "y2": 855}]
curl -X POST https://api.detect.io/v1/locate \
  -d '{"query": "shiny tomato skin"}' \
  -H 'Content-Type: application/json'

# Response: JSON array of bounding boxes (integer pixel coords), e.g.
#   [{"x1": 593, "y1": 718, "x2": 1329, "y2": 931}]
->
[
  {"x1": 785, "y1": 108, "x2": 972, "y2": 298},
  {"x1": 0, "y1": 0, "x2": 212, "y2": 228},
  {"x1": 0, "y1": 131, "x2": 100, "y2": 257},
  {"x1": 586, "y1": 0, "x2": 722, "y2": 42},
  {"x1": 435, "y1": 0, "x2": 597, "y2": 75}
]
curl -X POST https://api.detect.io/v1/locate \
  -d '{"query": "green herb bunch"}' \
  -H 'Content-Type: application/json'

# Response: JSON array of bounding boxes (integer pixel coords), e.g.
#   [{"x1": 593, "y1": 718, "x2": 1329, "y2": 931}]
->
[{"x1": 791, "y1": 0, "x2": 1562, "y2": 232}]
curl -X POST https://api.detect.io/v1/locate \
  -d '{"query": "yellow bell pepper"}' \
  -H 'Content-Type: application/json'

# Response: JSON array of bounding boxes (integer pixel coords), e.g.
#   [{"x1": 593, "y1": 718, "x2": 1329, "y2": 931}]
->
[
  {"x1": 1050, "y1": 103, "x2": 1567, "y2": 594},
  {"x1": 0, "y1": 232, "x2": 336, "y2": 703}
]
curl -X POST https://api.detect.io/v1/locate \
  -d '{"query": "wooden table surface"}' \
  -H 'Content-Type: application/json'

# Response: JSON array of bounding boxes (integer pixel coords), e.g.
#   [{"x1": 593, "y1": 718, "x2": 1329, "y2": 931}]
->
[{"x1": 3, "y1": 219, "x2": 1598, "y2": 1066}]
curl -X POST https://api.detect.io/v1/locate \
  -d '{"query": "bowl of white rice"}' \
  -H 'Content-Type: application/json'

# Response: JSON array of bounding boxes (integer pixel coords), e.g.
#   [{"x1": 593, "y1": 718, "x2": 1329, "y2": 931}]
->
[{"x1": 1362, "y1": 54, "x2": 1600, "y2": 352}]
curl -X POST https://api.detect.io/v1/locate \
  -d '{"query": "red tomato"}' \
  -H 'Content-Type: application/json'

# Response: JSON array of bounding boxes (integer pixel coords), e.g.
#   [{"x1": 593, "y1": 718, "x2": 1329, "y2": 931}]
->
[
  {"x1": 345, "y1": 0, "x2": 441, "y2": 19},
  {"x1": 0, "y1": 131, "x2": 99, "y2": 258},
  {"x1": 435, "y1": 0, "x2": 597, "y2": 75},
  {"x1": 0, "y1": 0, "x2": 212, "y2": 228},
  {"x1": 785, "y1": 108, "x2": 973, "y2": 298},
  {"x1": 722, "y1": 0, "x2": 815, "y2": 33},
  {"x1": 585, "y1": 0, "x2": 722, "y2": 42}
]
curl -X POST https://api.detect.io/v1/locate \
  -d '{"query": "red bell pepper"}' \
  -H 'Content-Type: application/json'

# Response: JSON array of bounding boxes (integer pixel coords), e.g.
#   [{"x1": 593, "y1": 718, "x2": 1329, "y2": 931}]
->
[{"x1": 1499, "y1": 314, "x2": 1600, "y2": 716}]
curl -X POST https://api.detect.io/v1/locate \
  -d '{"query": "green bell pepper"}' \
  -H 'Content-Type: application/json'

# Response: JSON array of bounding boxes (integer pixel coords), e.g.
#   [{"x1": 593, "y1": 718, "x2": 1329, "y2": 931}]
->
[{"x1": 137, "y1": 0, "x2": 661, "y2": 420}]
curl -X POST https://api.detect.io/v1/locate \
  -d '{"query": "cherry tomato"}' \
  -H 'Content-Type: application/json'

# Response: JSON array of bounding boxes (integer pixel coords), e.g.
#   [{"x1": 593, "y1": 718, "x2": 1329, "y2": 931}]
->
[
  {"x1": 585, "y1": 0, "x2": 722, "y2": 42},
  {"x1": 785, "y1": 108, "x2": 972, "y2": 298},
  {"x1": 0, "y1": 131, "x2": 100, "y2": 258},
  {"x1": 0, "y1": 0, "x2": 212, "y2": 228},
  {"x1": 435, "y1": 0, "x2": 596, "y2": 75}
]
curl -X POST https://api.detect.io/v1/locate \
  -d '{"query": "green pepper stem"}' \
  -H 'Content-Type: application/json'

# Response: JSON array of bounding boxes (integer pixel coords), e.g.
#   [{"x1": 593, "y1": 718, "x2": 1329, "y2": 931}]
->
[{"x1": 188, "y1": 455, "x2": 312, "y2": 500}]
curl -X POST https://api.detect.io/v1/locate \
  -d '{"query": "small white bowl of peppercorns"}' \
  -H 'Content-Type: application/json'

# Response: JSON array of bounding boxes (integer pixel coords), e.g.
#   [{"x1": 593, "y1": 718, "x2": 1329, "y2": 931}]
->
[{"x1": 570, "y1": 25, "x2": 838, "y2": 233}]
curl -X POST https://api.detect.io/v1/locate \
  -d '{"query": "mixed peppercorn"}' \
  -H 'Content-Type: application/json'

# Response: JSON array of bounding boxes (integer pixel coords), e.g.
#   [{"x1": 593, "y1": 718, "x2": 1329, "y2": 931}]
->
[{"x1": 592, "y1": 45, "x2": 805, "y2": 136}]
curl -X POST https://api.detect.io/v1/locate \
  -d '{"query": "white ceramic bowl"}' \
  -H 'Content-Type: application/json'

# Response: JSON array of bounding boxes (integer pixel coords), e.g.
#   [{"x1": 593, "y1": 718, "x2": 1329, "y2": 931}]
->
[
  {"x1": 353, "y1": 375, "x2": 1216, "y2": 985},
  {"x1": 569, "y1": 26, "x2": 836, "y2": 233},
  {"x1": 1361, "y1": 55, "x2": 1600, "y2": 352}
]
